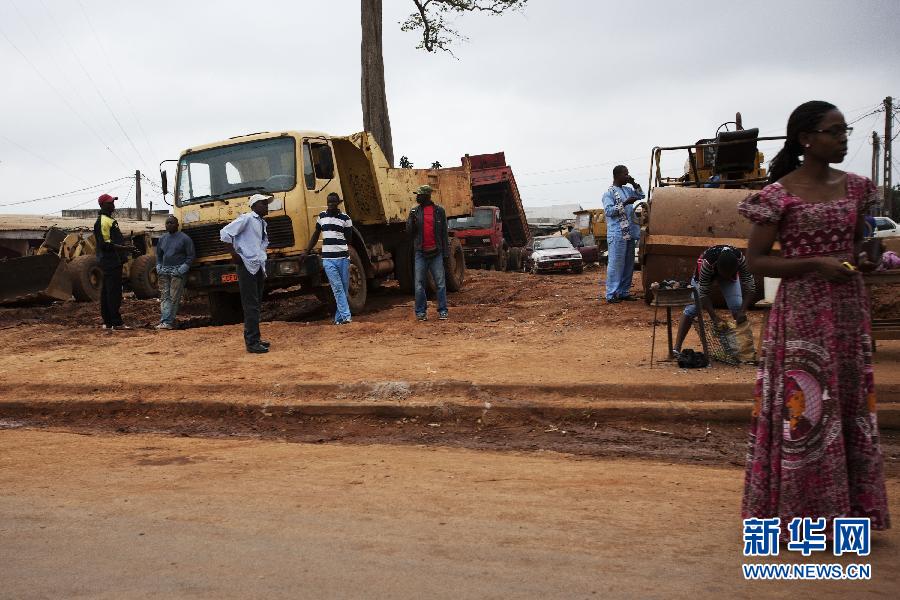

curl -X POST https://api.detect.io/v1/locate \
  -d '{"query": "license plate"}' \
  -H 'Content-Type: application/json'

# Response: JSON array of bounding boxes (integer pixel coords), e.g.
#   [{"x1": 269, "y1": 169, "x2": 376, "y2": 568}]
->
[
  {"x1": 553, "y1": 261, "x2": 568, "y2": 268},
  {"x1": 221, "y1": 273, "x2": 238, "y2": 283}
]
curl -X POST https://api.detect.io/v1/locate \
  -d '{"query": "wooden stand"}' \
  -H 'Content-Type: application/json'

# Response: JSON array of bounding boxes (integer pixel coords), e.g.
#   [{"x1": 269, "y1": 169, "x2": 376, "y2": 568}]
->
[{"x1": 650, "y1": 287, "x2": 710, "y2": 368}]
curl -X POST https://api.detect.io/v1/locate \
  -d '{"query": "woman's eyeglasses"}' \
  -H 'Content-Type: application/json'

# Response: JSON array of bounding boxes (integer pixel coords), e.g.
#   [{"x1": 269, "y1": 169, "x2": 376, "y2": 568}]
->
[{"x1": 812, "y1": 126, "x2": 853, "y2": 138}]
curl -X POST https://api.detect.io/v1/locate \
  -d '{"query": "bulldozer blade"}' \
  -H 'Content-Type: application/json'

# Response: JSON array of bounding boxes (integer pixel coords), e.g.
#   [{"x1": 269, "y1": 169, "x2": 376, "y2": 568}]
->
[{"x1": 0, "y1": 253, "x2": 73, "y2": 305}]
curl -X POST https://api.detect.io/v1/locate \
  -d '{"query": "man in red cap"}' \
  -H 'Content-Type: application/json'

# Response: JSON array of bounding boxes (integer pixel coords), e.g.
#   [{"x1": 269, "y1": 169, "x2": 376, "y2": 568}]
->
[{"x1": 93, "y1": 194, "x2": 133, "y2": 330}]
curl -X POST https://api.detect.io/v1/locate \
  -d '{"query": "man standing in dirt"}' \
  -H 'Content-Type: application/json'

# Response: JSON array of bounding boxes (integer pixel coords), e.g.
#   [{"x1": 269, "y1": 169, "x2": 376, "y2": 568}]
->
[
  {"x1": 155, "y1": 216, "x2": 195, "y2": 330},
  {"x1": 406, "y1": 185, "x2": 449, "y2": 321},
  {"x1": 220, "y1": 194, "x2": 273, "y2": 354},
  {"x1": 93, "y1": 194, "x2": 133, "y2": 330},
  {"x1": 601, "y1": 165, "x2": 644, "y2": 303},
  {"x1": 301, "y1": 192, "x2": 354, "y2": 325}
]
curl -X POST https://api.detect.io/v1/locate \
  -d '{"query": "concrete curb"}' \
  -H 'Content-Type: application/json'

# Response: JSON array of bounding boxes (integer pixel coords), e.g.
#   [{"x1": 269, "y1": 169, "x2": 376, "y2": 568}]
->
[{"x1": 2, "y1": 397, "x2": 899, "y2": 430}]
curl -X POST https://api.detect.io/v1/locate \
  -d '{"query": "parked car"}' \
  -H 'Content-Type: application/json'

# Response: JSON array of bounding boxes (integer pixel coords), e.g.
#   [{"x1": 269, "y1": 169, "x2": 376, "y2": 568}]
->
[
  {"x1": 874, "y1": 216, "x2": 899, "y2": 238},
  {"x1": 524, "y1": 235, "x2": 583, "y2": 274},
  {"x1": 576, "y1": 234, "x2": 602, "y2": 264}
]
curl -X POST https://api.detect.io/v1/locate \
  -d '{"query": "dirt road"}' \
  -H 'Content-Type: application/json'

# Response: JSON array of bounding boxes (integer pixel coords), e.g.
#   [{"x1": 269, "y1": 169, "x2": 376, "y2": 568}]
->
[
  {"x1": 1, "y1": 269, "x2": 898, "y2": 403},
  {"x1": 1, "y1": 430, "x2": 897, "y2": 600}
]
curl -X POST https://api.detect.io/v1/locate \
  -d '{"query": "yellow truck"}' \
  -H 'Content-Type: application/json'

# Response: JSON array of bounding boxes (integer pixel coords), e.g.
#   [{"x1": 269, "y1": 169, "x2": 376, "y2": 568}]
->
[{"x1": 162, "y1": 131, "x2": 470, "y2": 323}]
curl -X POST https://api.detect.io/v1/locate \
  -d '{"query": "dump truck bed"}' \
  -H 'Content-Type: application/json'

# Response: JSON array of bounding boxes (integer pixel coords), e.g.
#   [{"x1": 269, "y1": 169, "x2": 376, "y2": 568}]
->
[
  {"x1": 332, "y1": 132, "x2": 473, "y2": 226},
  {"x1": 466, "y1": 152, "x2": 530, "y2": 247}
]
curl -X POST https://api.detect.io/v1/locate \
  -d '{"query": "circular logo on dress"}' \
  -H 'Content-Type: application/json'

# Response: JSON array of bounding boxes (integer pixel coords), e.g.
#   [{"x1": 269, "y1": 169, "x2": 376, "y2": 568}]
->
[{"x1": 783, "y1": 370, "x2": 824, "y2": 441}]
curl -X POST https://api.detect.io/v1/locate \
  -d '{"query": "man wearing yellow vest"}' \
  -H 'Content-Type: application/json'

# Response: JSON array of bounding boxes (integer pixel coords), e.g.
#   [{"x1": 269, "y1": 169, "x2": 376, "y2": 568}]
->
[{"x1": 93, "y1": 194, "x2": 134, "y2": 330}]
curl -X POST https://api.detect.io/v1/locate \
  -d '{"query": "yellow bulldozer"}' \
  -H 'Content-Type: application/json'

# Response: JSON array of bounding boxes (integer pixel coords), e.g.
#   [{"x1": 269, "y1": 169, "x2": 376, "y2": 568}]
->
[
  {"x1": 639, "y1": 112, "x2": 786, "y2": 302},
  {"x1": 0, "y1": 227, "x2": 158, "y2": 305}
]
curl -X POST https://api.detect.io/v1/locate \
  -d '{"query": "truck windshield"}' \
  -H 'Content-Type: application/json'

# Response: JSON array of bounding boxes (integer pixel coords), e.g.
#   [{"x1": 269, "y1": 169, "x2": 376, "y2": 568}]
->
[
  {"x1": 176, "y1": 137, "x2": 296, "y2": 205},
  {"x1": 534, "y1": 238, "x2": 573, "y2": 250},
  {"x1": 448, "y1": 209, "x2": 493, "y2": 230}
]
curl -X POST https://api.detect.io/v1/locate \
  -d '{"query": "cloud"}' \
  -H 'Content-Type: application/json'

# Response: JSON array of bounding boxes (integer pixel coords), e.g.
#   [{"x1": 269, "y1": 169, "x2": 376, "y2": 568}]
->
[{"x1": 1, "y1": 0, "x2": 898, "y2": 214}]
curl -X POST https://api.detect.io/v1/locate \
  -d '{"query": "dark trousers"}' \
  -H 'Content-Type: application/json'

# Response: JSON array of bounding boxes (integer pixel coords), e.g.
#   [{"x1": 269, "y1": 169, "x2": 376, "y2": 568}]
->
[
  {"x1": 100, "y1": 264, "x2": 123, "y2": 327},
  {"x1": 237, "y1": 262, "x2": 265, "y2": 347}
]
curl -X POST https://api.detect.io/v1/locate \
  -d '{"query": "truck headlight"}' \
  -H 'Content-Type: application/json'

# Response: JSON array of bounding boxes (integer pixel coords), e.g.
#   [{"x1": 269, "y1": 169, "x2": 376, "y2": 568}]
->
[{"x1": 277, "y1": 260, "x2": 300, "y2": 275}]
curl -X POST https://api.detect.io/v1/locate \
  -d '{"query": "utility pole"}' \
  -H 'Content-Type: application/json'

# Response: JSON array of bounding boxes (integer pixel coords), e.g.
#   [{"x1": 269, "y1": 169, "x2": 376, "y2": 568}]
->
[
  {"x1": 884, "y1": 97, "x2": 893, "y2": 218},
  {"x1": 871, "y1": 131, "x2": 881, "y2": 205},
  {"x1": 135, "y1": 169, "x2": 143, "y2": 220}
]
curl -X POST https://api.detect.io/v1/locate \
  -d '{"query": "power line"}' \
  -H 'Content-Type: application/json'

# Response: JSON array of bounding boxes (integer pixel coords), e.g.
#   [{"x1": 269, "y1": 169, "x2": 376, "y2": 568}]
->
[
  {"x1": 518, "y1": 154, "x2": 647, "y2": 177},
  {"x1": 36, "y1": 0, "x2": 149, "y2": 171},
  {"x1": 0, "y1": 23, "x2": 130, "y2": 171},
  {"x1": 50, "y1": 179, "x2": 130, "y2": 215},
  {"x1": 845, "y1": 112, "x2": 882, "y2": 165},
  {"x1": 77, "y1": 0, "x2": 157, "y2": 164},
  {"x1": 0, "y1": 133, "x2": 90, "y2": 184},
  {"x1": 0, "y1": 176, "x2": 131, "y2": 208}
]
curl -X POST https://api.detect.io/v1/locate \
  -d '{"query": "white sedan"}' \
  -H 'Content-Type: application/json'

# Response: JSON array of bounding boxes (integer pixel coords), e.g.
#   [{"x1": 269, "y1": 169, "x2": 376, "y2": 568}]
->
[{"x1": 524, "y1": 236, "x2": 584, "y2": 274}]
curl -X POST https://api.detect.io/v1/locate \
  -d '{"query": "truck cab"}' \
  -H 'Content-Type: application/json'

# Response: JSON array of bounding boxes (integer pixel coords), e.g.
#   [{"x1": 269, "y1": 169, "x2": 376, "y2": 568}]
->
[{"x1": 448, "y1": 206, "x2": 505, "y2": 270}]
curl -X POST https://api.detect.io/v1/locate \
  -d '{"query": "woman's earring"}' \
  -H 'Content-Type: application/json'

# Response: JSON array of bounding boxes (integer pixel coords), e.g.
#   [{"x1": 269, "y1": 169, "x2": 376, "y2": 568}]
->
[{"x1": 804, "y1": 144, "x2": 810, "y2": 148}]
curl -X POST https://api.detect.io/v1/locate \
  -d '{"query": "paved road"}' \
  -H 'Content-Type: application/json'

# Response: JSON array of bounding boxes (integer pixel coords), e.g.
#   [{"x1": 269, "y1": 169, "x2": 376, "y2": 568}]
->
[{"x1": 1, "y1": 430, "x2": 897, "y2": 599}]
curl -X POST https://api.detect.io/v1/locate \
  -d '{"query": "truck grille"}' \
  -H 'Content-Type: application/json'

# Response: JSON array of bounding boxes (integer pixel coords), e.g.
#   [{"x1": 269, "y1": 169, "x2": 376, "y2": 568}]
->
[{"x1": 184, "y1": 215, "x2": 295, "y2": 259}]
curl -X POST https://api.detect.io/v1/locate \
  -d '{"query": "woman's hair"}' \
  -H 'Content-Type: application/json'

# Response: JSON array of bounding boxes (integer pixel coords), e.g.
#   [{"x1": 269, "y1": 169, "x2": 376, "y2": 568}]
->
[
  {"x1": 767, "y1": 100, "x2": 837, "y2": 183},
  {"x1": 717, "y1": 246, "x2": 738, "y2": 271}
]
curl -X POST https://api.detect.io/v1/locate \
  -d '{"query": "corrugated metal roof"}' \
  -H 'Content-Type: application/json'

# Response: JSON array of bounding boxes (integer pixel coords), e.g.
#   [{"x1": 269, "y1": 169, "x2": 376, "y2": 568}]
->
[{"x1": 0, "y1": 213, "x2": 168, "y2": 238}]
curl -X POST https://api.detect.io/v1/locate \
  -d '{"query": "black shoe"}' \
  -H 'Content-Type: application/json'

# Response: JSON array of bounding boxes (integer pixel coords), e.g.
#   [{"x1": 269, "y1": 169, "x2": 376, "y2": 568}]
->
[
  {"x1": 259, "y1": 340, "x2": 271, "y2": 348},
  {"x1": 246, "y1": 343, "x2": 269, "y2": 354},
  {"x1": 606, "y1": 297, "x2": 621, "y2": 304},
  {"x1": 620, "y1": 295, "x2": 639, "y2": 302}
]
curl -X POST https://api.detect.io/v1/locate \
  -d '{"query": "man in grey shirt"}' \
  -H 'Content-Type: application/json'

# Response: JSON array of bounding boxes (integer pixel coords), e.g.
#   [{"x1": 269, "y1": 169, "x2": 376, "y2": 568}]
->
[{"x1": 155, "y1": 215, "x2": 195, "y2": 330}]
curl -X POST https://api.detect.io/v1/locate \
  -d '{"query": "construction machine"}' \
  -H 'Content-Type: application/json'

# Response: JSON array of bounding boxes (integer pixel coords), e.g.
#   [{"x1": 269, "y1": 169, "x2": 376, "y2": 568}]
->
[
  {"x1": 0, "y1": 226, "x2": 158, "y2": 305},
  {"x1": 639, "y1": 113, "x2": 786, "y2": 302}
]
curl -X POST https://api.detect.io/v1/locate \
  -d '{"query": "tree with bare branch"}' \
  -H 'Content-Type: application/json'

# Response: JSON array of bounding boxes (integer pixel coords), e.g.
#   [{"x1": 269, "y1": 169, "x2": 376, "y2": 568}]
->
[{"x1": 361, "y1": 0, "x2": 527, "y2": 166}]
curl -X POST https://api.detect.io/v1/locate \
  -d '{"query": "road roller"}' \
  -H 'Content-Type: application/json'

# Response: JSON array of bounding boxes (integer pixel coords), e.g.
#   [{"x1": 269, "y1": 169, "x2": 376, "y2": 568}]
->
[{"x1": 638, "y1": 114, "x2": 786, "y2": 303}]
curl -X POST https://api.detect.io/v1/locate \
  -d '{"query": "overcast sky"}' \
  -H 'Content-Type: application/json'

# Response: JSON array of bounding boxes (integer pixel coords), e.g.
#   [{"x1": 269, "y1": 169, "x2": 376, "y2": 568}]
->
[{"x1": 1, "y1": 0, "x2": 899, "y2": 215}]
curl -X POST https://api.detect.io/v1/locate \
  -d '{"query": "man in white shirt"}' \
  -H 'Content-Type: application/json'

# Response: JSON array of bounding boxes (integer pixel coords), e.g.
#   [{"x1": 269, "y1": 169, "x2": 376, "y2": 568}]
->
[{"x1": 219, "y1": 193, "x2": 272, "y2": 353}]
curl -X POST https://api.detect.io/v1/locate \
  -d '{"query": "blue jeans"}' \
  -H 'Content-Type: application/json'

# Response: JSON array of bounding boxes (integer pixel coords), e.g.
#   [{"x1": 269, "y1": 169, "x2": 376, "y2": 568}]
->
[
  {"x1": 323, "y1": 258, "x2": 351, "y2": 323},
  {"x1": 605, "y1": 237, "x2": 635, "y2": 300},
  {"x1": 158, "y1": 273, "x2": 186, "y2": 326},
  {"x1": 683, "y1": 277, "x2": 743, "y2": 318},
  {"x1": 414, "y1": 251, "x2": 448, "y2": 316}
]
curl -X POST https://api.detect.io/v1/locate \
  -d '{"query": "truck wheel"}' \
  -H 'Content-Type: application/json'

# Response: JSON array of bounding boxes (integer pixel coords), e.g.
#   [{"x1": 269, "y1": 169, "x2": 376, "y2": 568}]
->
[
  {"x1": 394, "y1": 243, "x2": 414, "y2": 294},
  {"x1": 208, "y1": 291, "x2": 243, "y2": 325},
  {"x1": 507, "y1": 247, "x2": 521, "y2": 271},
  {"x1": 572, "y1": 262, "x2": 584, "y2": 274},
  {"x1": 129, "y1": 255, "x2": 159, "y2": 299},
  {"x1": 347, "y1": 247, "x2": 367, "y2": 312},
  {"x1": 445, "y1": 238, "x2": 465, "y2": 292},
  {"x1": 69, "y1": 255, "x2": 103, "y2": 301},
  {"x1": 494, "y1": 246, "x2": 508, "y2": 272}
]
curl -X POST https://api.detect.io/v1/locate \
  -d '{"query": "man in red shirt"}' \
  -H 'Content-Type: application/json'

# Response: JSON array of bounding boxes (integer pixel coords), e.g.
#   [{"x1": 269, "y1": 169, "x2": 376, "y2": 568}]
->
[{"x1": 405, "y1": 185, "x2": 450, "y2": 321}]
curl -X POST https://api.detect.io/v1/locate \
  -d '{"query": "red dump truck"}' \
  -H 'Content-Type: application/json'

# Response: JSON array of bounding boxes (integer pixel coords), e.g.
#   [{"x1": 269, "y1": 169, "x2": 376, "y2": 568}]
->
[{"x1": 447, "y1": 152, "x2": 531, "y2": 271}]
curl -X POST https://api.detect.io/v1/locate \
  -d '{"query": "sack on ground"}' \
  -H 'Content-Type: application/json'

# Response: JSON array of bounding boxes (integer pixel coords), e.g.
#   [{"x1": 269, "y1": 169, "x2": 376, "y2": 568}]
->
[
  {"x1": 697, "y1": 318, "x2": 756, "y2": 365},
  {"x1": 733, "y1": 318, "x2": 757, "y2": 363}
]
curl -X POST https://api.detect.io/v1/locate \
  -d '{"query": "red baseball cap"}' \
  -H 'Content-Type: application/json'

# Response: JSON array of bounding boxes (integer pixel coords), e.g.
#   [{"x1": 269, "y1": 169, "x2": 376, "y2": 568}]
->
[{"x1": 97, "y1": 193, "x2": 118, "y2": 205}]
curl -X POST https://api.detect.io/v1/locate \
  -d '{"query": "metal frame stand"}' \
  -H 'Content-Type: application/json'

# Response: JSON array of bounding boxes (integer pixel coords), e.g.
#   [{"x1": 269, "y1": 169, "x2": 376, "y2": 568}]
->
[{"x1": 650, "y1": 287, "x2": 710, "y2": 368}]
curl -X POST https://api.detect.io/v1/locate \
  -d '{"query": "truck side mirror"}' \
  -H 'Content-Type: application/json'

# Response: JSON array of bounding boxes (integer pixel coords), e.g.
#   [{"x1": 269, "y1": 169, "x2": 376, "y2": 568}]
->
[{"x1": 160, "y1": 171, "x2": 168, "y2": 196}]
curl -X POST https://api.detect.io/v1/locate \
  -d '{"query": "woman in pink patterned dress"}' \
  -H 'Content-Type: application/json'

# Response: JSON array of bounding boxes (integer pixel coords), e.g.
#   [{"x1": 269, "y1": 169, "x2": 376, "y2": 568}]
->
[{"x1": 739, "y1": 101, "x2": 890, "y2": 533}]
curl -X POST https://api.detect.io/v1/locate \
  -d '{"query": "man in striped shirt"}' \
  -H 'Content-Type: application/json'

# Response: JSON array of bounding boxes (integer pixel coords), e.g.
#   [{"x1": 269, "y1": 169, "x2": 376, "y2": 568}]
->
[
  {"x1": 673, "y1": 244, "x2": 756, "y2": 354},
  {"x1": 302, "y1": 192, "x2": 354, "y2": 325}
]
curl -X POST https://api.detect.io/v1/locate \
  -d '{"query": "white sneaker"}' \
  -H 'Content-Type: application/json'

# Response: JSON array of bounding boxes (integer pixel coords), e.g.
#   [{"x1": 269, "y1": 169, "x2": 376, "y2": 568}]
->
[{"x1": 155, "y1": 323, "x2": 173, "y2": 330}]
